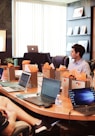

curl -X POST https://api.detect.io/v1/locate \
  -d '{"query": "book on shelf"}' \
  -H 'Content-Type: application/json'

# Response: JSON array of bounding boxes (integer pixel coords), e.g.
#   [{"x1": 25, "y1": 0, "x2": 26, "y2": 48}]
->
[
  {"x1": 73, "y1": 7, "x2": 84, "y2": 18},
  {"x1": 78, "y1": 40, "x2": 89, "y2": 52},
  {"x1": 73, "y1": 26, "x2": 80, "y2": 35},
  {"x1": 80, "y1": 25, "x2": 87, "y2": 34},
  {"x1": 67, "y1": 27, "x2": 73, "y2": 35}
]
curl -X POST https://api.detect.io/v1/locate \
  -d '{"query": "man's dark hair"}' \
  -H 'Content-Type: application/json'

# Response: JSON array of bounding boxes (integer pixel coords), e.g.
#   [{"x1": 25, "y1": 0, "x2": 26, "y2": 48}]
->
[{"x1": 72, "y1": 44, "x2": 85, "y2": 57}]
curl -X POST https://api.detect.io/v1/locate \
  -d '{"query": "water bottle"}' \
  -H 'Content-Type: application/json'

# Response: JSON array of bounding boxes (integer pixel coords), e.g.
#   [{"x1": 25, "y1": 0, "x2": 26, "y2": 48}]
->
[{"x1": 55, "y1": 94, "x2": 62, "y2": 105}]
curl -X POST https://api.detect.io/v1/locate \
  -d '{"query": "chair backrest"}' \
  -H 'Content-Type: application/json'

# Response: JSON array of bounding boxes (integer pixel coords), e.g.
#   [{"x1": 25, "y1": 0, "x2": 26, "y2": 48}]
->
[
  {"x1": 63, "y1": 56, "x2": 69, "y2": 68},
  {"x1": 12, "y1": 121, "x2": 32, "y2": 136},
  {"x1": 88, "y1": 59, "x2": 95, "y2": 72},
  {"x1": 23, "y1": 52, "x2": 52, "y2": 72},
  {"x1": 52, "y1": 56, "x2": 69, "y2": 68}
]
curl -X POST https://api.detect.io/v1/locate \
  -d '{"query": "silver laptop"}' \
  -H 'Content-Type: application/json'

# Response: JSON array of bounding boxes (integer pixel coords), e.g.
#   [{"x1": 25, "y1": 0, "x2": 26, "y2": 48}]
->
[
  {"x1": 27, "y1": 45, "x2": 38, "y2": 53},
  {"x1": 24, "y1": 77, "x2": 61, "y2": 106},
  {"x1": 2, "y1": 71, "x2": 31, "y2": 92},
  {"x1": 69, "y1": 88, "x2": 95, "y2": 116}
]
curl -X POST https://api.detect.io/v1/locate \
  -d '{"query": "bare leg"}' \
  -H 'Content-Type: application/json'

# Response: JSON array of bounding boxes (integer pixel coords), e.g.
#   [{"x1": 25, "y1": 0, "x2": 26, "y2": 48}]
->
[{"x1": 0, "y1": 96, "x2": 41, "y2": 126}]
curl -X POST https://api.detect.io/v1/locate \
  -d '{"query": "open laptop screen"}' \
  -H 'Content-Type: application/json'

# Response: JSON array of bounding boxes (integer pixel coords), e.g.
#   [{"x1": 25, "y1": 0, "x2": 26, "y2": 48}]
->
[
  {"x1": 18, "y1": 72, "x2": 31, "y2": 87},
  {"x1": 69, "y1": 88, "x2": 95, "y2": 106},
  {"x1": 41, "y1": 77, "x2": 61, "y2": 99},
  {"x1": 27, "y1": 45, "x2": 38, "y2": 53}
]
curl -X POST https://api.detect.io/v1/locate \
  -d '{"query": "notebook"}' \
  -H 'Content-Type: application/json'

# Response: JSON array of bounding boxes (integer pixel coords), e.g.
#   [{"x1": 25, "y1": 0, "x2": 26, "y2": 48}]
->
[
  {"x1": 69, "y1": 88, "x2": 95, "y2": 116},
  {"x1": 1, "y1": 71, "x2": 31, "y2": 92},
  {"x1": 27, "y1": 45, "x2": 38, "y2": 53},
  {"x1": 24, "y1": 77, "x2": 61, "y2": 107}
]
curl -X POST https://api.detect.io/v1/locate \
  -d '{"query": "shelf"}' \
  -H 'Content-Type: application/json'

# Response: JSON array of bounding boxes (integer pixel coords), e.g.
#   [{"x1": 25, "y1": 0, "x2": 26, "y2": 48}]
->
[
  {"x1": 67, "y1": 16, "x2": 91, "y2": 21},
  {"x1": 67, "y1": 34, "x2": 91, "y2": 37},
  {"x1": 66, "y1": 3, "x2": 91, "y2": 61}
]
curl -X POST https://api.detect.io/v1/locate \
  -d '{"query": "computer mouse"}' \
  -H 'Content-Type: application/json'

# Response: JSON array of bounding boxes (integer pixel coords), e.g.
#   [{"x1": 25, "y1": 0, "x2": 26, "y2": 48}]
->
[{"x1": 44, "y1": 103, "x2": 52, "y2": 108}]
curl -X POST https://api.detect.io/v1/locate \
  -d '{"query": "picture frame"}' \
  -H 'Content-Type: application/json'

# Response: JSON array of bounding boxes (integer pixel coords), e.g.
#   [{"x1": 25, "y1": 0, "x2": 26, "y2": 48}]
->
[
  {"x1": 73, "y1": 26, "x2": 80, "y2": 35},
  {"x1": 0, "y1": 30, "x2": 6, "y2": 52},
  {"x1": 67, "y1": 27, "x2": 73, "y2": 35},
  {"x1": 73, "y1": 7, "x2": 84, "y2": 18},
  {"x1": 80, "y1": 25, "x2": 87, "y2": 34},
  {"x1": 66, "y1": 43, "x2": 73, "y2": 51},
  {"x1": 78, "y1": 40, "x2": 89, "y2": 52}
]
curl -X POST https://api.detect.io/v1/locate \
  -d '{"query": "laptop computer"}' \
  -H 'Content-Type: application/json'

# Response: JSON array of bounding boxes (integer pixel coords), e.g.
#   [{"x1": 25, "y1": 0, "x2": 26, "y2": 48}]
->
[
  {"x1": 69, "y1": 88, "x2": 95, "y2": 116},
  {"x1": 24, "y1": 77, "x2": 61, "y2": 107},
  {"x1": 27, "y1": 45, "x2": 38, "y2": 53},
  {"x1": 1, "y1": 71, "x2": 31, "y2": 92}
]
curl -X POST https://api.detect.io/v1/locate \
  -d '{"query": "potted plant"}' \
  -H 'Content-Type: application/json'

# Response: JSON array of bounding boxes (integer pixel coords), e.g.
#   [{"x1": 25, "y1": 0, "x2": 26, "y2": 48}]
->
[{"x1": 4, "y1": 58, "x2": 14, "y2": 65}]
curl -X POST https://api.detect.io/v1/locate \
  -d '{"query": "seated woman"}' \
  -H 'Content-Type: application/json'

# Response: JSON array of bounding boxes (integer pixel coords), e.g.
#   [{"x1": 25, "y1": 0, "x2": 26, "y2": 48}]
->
[{"x1": 0, "y1": 96, "x2": 47, "y2": 136}]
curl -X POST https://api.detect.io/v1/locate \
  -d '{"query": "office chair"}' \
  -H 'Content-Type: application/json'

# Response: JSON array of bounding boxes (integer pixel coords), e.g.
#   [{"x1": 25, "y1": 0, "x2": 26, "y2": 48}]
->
[
  {"x1": 88, "y1": 59, "x2": 95, "y2": 72},
  {"x1": 52, "y1": 56, "x2": 69, "y2": 68},
  {"x1": 12, "y1": 121, "x2": 33, "y2": 136}
]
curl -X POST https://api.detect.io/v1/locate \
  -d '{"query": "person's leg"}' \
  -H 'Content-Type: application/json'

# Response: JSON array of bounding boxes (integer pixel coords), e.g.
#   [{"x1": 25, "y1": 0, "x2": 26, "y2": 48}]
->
[
  {"x1": 0, "y1": 96, "x2": 41, "y2": 126},
  {"x1": 0, "y1": 96, "x2": 58, "y2": 134}
]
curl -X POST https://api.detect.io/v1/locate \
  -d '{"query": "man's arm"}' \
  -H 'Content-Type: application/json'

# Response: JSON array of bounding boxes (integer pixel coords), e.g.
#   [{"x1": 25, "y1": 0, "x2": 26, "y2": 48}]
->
[{"x1": 82, "y1": 62, "x2": 91, "y2": 76}]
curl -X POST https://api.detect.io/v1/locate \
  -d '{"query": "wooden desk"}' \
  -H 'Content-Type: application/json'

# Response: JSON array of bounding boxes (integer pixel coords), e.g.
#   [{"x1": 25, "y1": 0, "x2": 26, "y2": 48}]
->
[
  {"x1": 0, "y1": 65, "x2": 20, "y2": 70},
  {"x1": 0, "y1": 87, "x2": 95, "y2": 121}
]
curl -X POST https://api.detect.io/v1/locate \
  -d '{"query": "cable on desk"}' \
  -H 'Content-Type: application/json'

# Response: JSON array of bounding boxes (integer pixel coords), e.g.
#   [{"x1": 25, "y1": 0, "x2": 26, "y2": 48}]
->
[
  {"x1": 68, "y1": 109, "x2": 73, "y2": 134},
  {"x1": 68, "y1": 108, "x2": 73, "y2": 124},
  {"x1": 67, "y1": 109, "x2": 73, "y2": 135}
]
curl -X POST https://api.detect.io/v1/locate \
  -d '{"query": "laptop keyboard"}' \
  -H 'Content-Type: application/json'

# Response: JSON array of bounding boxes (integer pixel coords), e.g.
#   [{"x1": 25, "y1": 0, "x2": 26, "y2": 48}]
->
[
  {"x1": 32, "y1": 96, "x2": 54, "y2": 104},
  {"x1": 11, "y1": 86, "x2": 24, "y2": 91},
  {"x1": 2, "y1": 86, "x2": 24, "y2": 92},
  {"x1": 89, "y1": 106, "x2": 95, "y2": 111},
  {"x1": 24, "y1": 95, "x2": 55, "y2": 106},
  {"x1": 41, "y1": 96, "x2": 54, "y2": 103},
  {"x1": 75, "y1": 104, "x2": 95, "y2": 115}
]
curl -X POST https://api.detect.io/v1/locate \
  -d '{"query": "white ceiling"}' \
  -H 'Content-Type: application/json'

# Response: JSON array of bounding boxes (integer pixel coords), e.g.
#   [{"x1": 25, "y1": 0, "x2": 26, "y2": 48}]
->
[{"x1": 41, "y1": 0, "x2": 80, "y2": 4}]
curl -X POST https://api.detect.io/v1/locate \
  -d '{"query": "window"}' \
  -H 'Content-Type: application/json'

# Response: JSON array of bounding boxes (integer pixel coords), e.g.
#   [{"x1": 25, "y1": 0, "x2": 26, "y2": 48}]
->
[{"x1": 12, "y1": 0, "x2": 66, "y2": 57}]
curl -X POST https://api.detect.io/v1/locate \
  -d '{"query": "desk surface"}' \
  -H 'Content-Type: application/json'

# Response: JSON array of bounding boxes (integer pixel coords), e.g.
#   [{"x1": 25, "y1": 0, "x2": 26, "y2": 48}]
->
[
  {"x1": 0, "y1": 86, "x2": 95, "y2": 121},
  {"x1": 0, "y1": 65, "x2": 20, "y2": 70}
]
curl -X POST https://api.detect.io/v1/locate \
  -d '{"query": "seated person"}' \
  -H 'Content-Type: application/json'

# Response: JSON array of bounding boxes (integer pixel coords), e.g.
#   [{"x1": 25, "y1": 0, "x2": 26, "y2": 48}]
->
[
  {"x1": 68, "y1": 44, "x2": 91, "y2": 77},
  {"x1": 0, "y1": 96, "x2": 47, "y2": 136}
]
